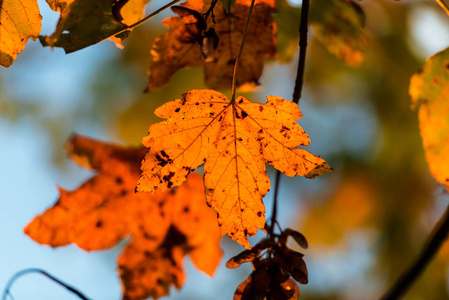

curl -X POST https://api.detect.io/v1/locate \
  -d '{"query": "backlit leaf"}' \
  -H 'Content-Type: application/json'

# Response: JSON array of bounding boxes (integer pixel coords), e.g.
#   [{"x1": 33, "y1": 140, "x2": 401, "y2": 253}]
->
[
  {"x1": 39, "y1": 0, "x2": 149, "y2": 53},
  {"x1": 0, "y1": 0, "x2": 42, "y2": 67},
  {"x1": 146, "y1": 0, "x2": 277, "y2": 92},
  {"x1": 137, "y1": 89, "x2": 332, "y2": 248},
  {"x1": 25, "y1": 135, "x2": 222, "y2": 300},
  {"x1": 310, "y1": 0, "x2": 365, "y2": 67},
  {"x1": 410, "y1": 47, "x2": 449, "y2": 189}
]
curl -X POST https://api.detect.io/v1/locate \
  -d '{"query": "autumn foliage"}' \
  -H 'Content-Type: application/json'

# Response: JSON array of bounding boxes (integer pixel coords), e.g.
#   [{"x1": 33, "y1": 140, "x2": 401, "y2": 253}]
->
[
  {"x1": 2, "y1": 0, "x2": 449, "y2": 299},
  {"x1": 25, "y1": 135, "x2": 222, "y2": 299}
]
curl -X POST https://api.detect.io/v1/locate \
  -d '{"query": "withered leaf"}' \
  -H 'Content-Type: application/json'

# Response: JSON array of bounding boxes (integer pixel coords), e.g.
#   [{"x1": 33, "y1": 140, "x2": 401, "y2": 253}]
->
[
  {"x1": 310, "y1": 0, "x2": 366, "y2": 67},
  {"x1": 39, "y1": 0, "x2": 149, "y2": 53},
  {"x1": 146, "y1": 0, "x2": 277, "y2": 92},
  {"x1": 0, "y1": 0, "x2": 42, "y2": 67},
  {"x1": 226, "y1": 249, "x2": 259, "y2": 268},
  {"x1": 137, "y1": 89, "x2": 332, "y2": 248},
  {"x1": 410, "y1": 47, "x2": 449, "y2": 190},
  {"x1": 281, "y1": 228, "x2": 308, "y2": 249},
  {"x1": 25, "y1": 135, "x2": 222, "y2": 300}
]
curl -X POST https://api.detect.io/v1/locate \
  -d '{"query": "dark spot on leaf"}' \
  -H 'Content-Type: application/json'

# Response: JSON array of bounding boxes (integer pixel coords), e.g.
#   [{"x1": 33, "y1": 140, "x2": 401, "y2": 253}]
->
[
  {"x1": 96, "y1": 220, "x2": 103, "y2": 228},
  {"x1": 237, "y1": 137, "x2": 243, "y2": 142},
  {"x1": 241, "y1": 111, "x2": 248, "y2": 119},
  {"x1": 115, "y1": 177, "x2": 123, "y2": 184},
  {"x1": 259, "y1": 106, "x2": 263, "y2": 112},
  {"x1": 183, "y1": 206, "x2": 189, "y2": 213},
  {"x1": 244, "y1": 229, "x2": 248, "y2": 236},
  {"x1": 120, "y1": 190, "x2": 127, "y2": 196},
  {"x1": 175, "y1": 108, "x2": 180, "y2": 112},
  {"x1": 218, "y1": 116, "x2": 223, "y2": 122},
  {"x1": 257, "y1": 211, "x2": 262, "y2": 217},
  {"x1": 238, "y1": 99, "x2": 244, "y2": 104},
  {"x1": 195, "y1": 102, "x2": 199, "y2": 105}
]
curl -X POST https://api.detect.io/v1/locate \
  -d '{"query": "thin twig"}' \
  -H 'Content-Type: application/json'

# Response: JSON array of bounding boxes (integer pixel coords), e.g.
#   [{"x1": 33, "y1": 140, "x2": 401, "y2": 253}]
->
[
  {"x1": 230, "y1": 0, "x2": 256, "y2": 102},
  {"x1": 268, "y1": 171, "x2": 282, "y2": 238},
  {"x1": 126, "y1": 0, "x2": 183, "y2": 31},
  {"x1": 380, "y1": 204, "x2": 449, "y2": 300},
  {"x1": 1, "y1": 268, "x2": 90, "y2": 300},
  {"x1": 292, "y1": 0, "x2": 310, "y2": 104},
  {"x1": 436, "y1": 0, "x2": 449, "y2": 17}
]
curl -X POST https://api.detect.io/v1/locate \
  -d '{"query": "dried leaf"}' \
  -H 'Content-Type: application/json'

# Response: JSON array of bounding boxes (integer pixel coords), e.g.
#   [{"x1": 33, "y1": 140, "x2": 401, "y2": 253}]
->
[
  {"x1": 45, "y1": 0, "x2": 74, "y2": 12},
  {"x1": 310, "y1": 0, "x2": 365, "y2": 67},
  {"x1": 226, "y1": 249, "x2": 259, "y2": 268},
  {"x1": 137, "y1": 89, "x2": 332, "y2": 248},
  {"x1": 39, "y1": 0, "x2": 149, "y2": 53},
  {"x1": 234, "y1": 276, "x2": 253, "y2": 300},
  {"x1": 146, "y1": 0, "x2": 277, "y2": 92},
  {"x1": 0, "y1": 0, "x2": 42, "y2": 67},
  {"x1": 410, "y1": 47, "x2": 449, "y2": 189},
  {"x1": 25, "y1": 135, "x2": 222, "y2": 300},
  {"x1": 282, "y1": 228, "x2": 308, "y2": 249}
]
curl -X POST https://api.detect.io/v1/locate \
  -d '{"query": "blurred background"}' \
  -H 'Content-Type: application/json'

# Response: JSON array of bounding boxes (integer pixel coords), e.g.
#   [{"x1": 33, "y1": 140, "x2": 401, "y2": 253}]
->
[{"x1": 1, "y1": 0, "x2": 449, "y2": 299}]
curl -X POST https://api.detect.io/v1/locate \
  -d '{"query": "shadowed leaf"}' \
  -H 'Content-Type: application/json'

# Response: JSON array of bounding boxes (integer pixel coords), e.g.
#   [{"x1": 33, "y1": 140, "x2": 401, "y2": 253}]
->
[
  {"x1": 39, "y1": 0, "x2": 149, "y2": 53},
  {"x1": 146, "y1": 0, "x2": 277, "y2": 92},
  {"x1": 310, "y1": 0, "x2": 365, "y2": 67}
]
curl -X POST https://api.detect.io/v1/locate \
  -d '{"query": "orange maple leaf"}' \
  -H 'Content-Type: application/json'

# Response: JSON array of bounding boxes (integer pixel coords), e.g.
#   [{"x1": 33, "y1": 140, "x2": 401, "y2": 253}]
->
[
  {"x1": 137, "y1": 90, "x2": 332, "y2": 249},
  {"x1": 146, "y1": 0, "x2": 277, "y2": 92},
  {"x1": 25, "y1": 135, "x2": 222, "y2": 300}
]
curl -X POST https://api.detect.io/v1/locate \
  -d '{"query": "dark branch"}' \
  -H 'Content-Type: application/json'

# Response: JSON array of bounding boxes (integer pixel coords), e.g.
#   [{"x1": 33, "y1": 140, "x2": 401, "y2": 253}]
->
[
  {"x1": 2, "y1": 268, "x2": 90, "y2": 300},
  {"x1": 380, "y1": 203, "x2": 449, "y2": 300},
  {"x1": 292, "y1": 0, "x2": 310, "y2": 104}
]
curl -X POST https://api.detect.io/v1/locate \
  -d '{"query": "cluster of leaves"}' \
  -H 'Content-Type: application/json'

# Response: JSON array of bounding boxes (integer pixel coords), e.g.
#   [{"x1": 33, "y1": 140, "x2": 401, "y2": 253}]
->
[
  {"x1": 1, "y1": 0, "x2": 367, "y2": 87},
  {"x1": 5, "y1": 0, "x2": 449, "y2": 298},
  {"x1": 25, "y1": 135, "x2": 222, "y2": 299},
  {"x1": 227, "y1": 228, "x2": 308, "y2": 299}
]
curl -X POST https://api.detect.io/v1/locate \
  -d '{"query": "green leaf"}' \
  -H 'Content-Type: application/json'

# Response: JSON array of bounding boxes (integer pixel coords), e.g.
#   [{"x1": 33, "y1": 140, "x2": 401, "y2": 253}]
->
[
  {"x1": 410, "y1": 47, "x2": 449, "y2": 189},
  {"x1": 309, "y1": 0, "x2": 365, "y2": 67},
  {"x1": 40, "y1": 0, "x2": 148, "y2": 53}
]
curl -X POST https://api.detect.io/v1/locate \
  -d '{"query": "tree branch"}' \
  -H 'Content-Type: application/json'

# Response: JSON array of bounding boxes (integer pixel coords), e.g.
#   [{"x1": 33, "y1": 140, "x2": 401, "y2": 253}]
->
[
  {"x1": 435, "y1": 0, "x2": 449, "y2": 17},
  {"x1": 380, "y1": 203, "x2": 449, "y2": 300},
  {"x1": 2, "y1": 268, "x2": 90, "y2": 300},
  {"x1": 292, "y1": 0, "x2": 310, "y2": 105}
]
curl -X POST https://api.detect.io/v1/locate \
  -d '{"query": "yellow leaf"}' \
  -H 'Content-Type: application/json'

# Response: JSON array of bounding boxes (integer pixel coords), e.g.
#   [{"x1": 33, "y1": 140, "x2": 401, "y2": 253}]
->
[
  {"x1": 137, "y1": 90, "x2": 332, "y2": 248},
  {"x1": 0, "y1": 0, "x2": 41, "y2": 67},
  {"x1": 410, "y1": 47, "x2": 449, "y2": 189},
  {"x1": 25, "y1": 135, "x2": 222, "y2": 300}
]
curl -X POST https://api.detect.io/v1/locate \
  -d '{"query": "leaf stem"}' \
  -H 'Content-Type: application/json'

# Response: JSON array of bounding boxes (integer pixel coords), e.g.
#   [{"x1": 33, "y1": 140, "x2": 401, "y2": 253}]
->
[
  {"x1": 230, "y1": 0, "x2": 256, "y2": 102},
  {"x1": 292, "y1": 0, "x2": 310, "y2": 104},
  {"x1": 1, "y1": 268, "x2": 90, "y2": 300},
  {"x1": 125, "y1": 0, "x2": 183, "y2": 31},
  {"x1": 435, "y1": 0, "x2": 449, "y2": 17},
  {"x1": 380, "y1": 203, "x2": 449, "y2": 300}
]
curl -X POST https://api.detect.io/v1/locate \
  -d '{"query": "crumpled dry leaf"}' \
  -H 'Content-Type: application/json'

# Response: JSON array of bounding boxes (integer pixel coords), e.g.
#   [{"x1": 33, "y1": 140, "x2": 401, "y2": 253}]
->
[
  {"x1": 0, "y1": 0, "x2": 42, "y2": 67},
  {"x1": 40, "y1": 0, "x2": 149, "y2": 53},
  {"x1": 146, "y1": 0, "x2": 277, "y2": 92},
  {"x1": 410, "y1": 47, "x2": 449, "y2": 190},
  {"x1": 137, "y1": 89, "x2": 332, "y2": 248},
  {"x1": 25, "y1": 135, "x2": 222, "y2": 300},
  {"x1": 310, "y1": 0, "x2": 366, "y2": 67}
]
